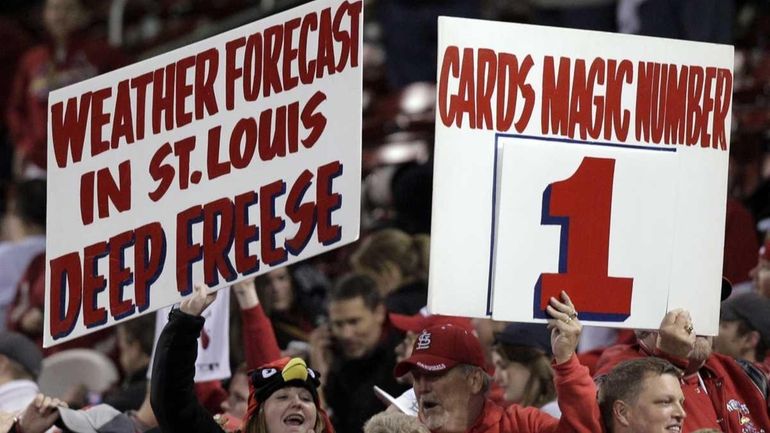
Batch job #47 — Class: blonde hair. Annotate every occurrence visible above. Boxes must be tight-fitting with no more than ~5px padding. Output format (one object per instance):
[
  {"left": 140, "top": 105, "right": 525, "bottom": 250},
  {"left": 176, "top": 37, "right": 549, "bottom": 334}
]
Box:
[
  {"left": 351, "top": 229, "right": 430, "bottom": 282},
  {"left": 363, "top": 412, "right": 429, "bottom": 433}
]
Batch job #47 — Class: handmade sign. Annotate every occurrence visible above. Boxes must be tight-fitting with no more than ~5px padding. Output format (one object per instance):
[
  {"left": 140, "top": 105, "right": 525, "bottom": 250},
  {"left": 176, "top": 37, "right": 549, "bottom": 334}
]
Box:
[
  {"left": 428, "top": 18, "right": 732, "bottom": 334},
  {"left": 44, "top": 0, "right": 363, "bottom": 347}
]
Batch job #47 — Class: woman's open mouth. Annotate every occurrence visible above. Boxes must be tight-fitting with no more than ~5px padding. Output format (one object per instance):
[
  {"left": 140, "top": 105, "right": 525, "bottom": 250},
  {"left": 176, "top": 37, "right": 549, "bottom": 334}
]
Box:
[{"left": 284, "top": 414, "right": 306, "bottom": 426}]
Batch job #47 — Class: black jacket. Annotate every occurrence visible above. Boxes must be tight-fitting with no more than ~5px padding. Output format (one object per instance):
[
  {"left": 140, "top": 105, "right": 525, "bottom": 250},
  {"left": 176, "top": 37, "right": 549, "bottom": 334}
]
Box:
[
  {"left": 384, "top": 280, "right": 428, "bottom": 316},
  {"left": 150, "top": 308, "right": 224, "bottom": 433},
  {"left": 103, "top": 366, "right": 149, "bottom": 412},
  {"left": 323, "top": 327, "right": 409, "bottom": 433}
]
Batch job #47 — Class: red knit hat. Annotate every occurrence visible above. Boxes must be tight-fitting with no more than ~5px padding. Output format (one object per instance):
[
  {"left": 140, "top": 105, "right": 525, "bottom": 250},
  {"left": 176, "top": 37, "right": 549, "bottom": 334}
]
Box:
[
  {"left": 394, "top": 324, "right": 488, "bottom": 378},
  {"left": 245, "top": 357, "right": 334, "bottom": 433}
]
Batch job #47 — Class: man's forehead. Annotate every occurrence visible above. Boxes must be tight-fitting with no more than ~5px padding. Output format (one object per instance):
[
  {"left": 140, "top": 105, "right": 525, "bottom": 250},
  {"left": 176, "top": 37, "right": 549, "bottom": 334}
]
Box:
[
  {"left": 638, "top": 372, "right": 682, "bottom": 396},
  {"left": 329, "top": 297, "right": 375, "bottom": 318}
]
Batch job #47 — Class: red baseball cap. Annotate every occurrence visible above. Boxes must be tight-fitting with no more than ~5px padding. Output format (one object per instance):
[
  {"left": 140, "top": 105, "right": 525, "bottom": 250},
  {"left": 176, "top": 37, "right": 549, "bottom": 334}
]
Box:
[
  {"left": 394, "top": 324, "right": 487, "bottom": 378},
  {"left": 389, "top": 311, "right": 474, "bottom": 333}
]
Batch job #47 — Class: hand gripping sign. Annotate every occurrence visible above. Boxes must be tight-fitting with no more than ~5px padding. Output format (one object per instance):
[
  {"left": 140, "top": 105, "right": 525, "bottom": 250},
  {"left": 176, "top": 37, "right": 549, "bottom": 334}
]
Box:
[
  {"left": 44, "top": 0, "right": 363, "bottom": 347},
  {"left": 148, "top": 289, "right": 231, "bottom": 383},
  {"left": 428, "top": 18, "right": 732, "bottom": 335}
]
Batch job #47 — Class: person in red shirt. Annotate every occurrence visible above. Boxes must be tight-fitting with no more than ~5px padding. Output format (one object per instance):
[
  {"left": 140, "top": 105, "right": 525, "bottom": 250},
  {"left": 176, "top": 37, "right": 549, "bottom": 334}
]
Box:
[
  {"left": 722, "top": 198, "right": 760, "bottom": 286},
  {"left": 393, "top": 292, "right": 601, "bottom": 433},
  {"left": 598, "top": 358, "right": 685, "bottom": 433},
  {"left": 6, "top": 0, "right": 127, "bottom": 175},
  {"left": 595, "top": 308, "right": 770, "bottom": 433}
]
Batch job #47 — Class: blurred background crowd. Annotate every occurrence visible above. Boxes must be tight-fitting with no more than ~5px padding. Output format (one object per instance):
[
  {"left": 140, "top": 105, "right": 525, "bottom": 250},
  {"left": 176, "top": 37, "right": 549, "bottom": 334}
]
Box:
[{"left": 0, "top": 0, "right": 769, "bottom": 432}]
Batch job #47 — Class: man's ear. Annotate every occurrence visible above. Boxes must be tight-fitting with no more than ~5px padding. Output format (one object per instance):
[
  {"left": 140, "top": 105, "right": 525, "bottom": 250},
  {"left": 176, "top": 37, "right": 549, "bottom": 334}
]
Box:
[
  {"left": 467, "top": 368, "right": 485, "bottom": 394},
  {"left": 745, "top": 330, "right": 761, "bottom": 352},
  {"left": 613, "top": 400, "right": 632, "bottom": 428},
  {"left": 374, "top": 303, "right": 386, "bottom": 325}
]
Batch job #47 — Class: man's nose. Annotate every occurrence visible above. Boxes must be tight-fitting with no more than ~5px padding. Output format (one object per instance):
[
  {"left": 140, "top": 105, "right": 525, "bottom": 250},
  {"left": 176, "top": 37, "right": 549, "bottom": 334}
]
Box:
[
  {"left": 339, "top": 324, "right": 356, "bottom": 340},
  {"left": 413, "top": 375, "right": 431, "bottom": 393},
  {"left": 672, "top": 401, "right": 686, "bottom": 421}
]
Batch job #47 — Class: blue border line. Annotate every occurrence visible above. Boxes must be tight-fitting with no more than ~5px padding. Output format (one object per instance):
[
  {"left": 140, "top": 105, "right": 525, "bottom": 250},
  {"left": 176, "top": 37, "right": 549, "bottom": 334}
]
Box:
[
  {"left": 483, "top": 133, "right": 675, "bottom": 315},
  {"left": 496, "top": 133, "right": 678, "bottom": 153},
  {"left": 486, "top": 136, "right": 500, "bottom": 315}
]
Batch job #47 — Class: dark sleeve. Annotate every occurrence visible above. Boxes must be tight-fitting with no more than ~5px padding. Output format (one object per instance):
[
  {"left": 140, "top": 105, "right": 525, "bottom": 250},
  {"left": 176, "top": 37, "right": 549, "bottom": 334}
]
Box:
[
  {"left": 322, "top": 369, "right": 347, "bottom": 433},
  {"left": 150, "top": 308, "right": 224, "bottom": 433}
]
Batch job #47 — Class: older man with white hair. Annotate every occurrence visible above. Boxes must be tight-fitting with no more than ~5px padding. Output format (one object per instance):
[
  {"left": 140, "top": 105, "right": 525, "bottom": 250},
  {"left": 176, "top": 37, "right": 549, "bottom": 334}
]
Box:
[{"left": 393, "top": 292, "right": 600, "bottom": 433}]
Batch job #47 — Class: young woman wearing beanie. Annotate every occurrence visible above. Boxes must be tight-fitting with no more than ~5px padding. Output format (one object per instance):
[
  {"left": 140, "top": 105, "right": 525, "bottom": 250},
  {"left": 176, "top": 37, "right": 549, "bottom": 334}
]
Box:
[{"left": 151, "top": 283, "right": 333, "bottom": 433}]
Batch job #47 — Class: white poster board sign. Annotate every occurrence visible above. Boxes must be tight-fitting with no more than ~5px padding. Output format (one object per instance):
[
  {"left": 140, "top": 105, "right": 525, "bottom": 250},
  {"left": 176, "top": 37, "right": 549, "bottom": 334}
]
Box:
[
  {"left": 150, "top": 289, "right": 231, "bottom": 382},
  {"left": 428, "top": 18, "right": 732, "bottom": 335},
  {"left": 44, "top": 0, "right": 363, "bottom": 347}
]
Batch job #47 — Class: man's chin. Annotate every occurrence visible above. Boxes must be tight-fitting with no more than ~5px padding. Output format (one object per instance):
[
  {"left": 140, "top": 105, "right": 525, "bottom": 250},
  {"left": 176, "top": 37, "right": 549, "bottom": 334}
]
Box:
[
  {"left": 343, "top": 345, "right": 367, "bottom": 359},
  {"left": 419, "top": 412, "right": 445, "bottom": 431}
]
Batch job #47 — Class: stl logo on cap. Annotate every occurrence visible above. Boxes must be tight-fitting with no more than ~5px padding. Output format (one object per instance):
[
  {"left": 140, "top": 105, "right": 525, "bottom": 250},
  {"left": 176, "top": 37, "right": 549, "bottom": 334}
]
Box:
[{"left": 416, "top": 330, "right": 432, "bottom": 351}]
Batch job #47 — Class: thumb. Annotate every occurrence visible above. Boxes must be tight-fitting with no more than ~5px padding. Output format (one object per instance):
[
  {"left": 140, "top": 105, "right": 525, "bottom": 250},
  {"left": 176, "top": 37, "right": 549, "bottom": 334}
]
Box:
[{"left": 195, "top": 283, "right": 217, "bottom": 305}]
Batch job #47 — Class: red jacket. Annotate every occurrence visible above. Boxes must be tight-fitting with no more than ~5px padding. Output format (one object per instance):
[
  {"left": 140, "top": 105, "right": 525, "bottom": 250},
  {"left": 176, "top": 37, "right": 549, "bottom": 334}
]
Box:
[
  {"left": 723, "top": 198, "right": 759, "bottom": 285},
  {"left": 596, "top": 343, "right": 770, "bottom": 433},
  {"left": 465, "top": 355, "right": 601, "bottom": 433},
  {"left": 240, "top": 303, "right": 282, "bottom": 368},
  {"left": 7, "top": 38, "right": 127, "bottom": 170}
]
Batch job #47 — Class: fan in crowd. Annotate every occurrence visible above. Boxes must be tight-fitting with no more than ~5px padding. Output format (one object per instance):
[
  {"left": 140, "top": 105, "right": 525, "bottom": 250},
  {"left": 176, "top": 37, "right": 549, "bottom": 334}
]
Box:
[
  {"left": 492, "top": 323, "right": 560, "bottom": 417},
  {"left": 351, "top": 229, "right": 430, "bottom": 316},
  {"left": 151, "top": 284, "right": 333, "bottom": 433}
]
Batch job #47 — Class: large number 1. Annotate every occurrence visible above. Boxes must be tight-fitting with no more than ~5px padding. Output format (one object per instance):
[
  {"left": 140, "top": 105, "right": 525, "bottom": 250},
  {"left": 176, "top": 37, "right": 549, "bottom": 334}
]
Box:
[{"left": 534, "top": 157, "right": 633, "bottom": 321}]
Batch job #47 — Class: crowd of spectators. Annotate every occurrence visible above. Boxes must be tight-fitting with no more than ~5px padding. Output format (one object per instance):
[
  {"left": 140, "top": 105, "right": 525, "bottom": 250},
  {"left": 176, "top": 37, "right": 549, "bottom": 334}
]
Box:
[{"left": 1, "top": 0, "right": 770, "bottom": 433}]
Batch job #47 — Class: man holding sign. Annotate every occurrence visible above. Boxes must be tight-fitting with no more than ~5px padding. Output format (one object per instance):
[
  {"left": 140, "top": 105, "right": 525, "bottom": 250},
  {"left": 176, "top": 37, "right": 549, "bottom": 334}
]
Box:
[
  {"left": 595, "top": 306, "right": 770, "bottom": 433},
  {"left": 393, "top": 292, "right": 601, "bottom": 433}
]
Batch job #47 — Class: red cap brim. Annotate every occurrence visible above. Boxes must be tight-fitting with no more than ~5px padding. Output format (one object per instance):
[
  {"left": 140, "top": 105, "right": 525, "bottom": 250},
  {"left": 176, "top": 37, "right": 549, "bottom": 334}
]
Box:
[
  {"left": 389, "top": 313, "right": 426, "bottom": 332},
  {"left": 394, "top": 353, "right": 459, "bottom": 378}
]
